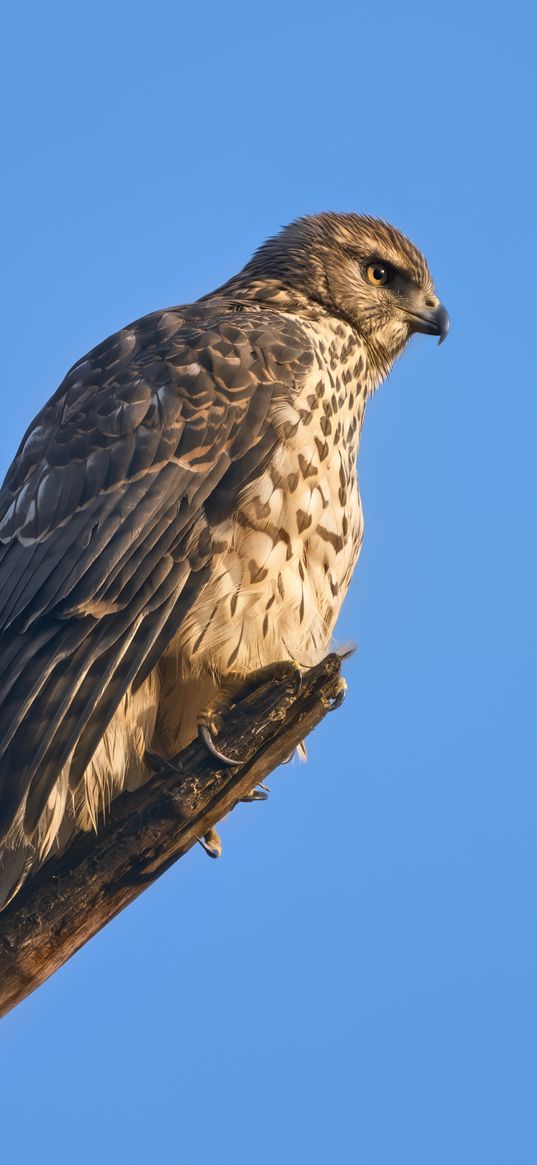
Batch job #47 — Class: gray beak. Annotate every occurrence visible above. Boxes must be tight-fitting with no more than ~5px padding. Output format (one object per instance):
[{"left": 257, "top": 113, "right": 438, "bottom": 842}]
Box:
[{"left": 406, "top": 303, "right": 450, "bottom": 345}]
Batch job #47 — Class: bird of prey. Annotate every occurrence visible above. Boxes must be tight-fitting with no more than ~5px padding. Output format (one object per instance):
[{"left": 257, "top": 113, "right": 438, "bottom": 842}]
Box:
[{"left": 0, "top": 213, "right": 449, "bottom": 907}]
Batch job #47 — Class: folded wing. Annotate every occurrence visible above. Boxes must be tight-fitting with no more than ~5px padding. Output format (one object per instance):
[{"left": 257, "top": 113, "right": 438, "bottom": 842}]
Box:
[{"left": 0, "top": 302, "right": 313, "bottom": 840}]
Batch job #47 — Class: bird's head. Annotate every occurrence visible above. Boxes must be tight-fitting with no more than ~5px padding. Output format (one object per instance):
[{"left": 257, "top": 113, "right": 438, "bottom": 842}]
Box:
[{"left": 240, "top": 212, "right": 449, "bottom": 371}]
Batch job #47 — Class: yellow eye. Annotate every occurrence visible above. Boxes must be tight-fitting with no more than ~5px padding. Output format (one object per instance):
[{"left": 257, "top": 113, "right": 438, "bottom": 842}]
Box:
[{"left": 366, "top": 263, "right": 391, "bottom": 286}]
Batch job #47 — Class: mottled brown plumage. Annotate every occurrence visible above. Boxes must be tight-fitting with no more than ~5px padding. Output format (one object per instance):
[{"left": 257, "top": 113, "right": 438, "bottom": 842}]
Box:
[{"left": 0, "top": 213, "right": 448, "bottom": 906}]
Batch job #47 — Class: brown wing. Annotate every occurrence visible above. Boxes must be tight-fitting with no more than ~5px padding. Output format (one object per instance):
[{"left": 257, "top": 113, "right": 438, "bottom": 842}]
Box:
[{"left": 0, "top": 300, "right": 314, "bottom": 839}]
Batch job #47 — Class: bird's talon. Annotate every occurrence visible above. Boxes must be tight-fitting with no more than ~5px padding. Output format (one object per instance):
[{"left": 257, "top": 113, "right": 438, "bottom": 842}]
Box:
[
  {"left": 328, "top": 677, "right": 348, "bottom": 710},
  {"left": 197, "top": 828, "right": 222, "bottom": 858},
  {"left": 198, "top": 724, "right": 238, "bottom": 766},
  {"left": 282, "top": 740, "right": 307, "bottom": 764},
  {"left": 240, "top": 787, "right": 269, "bottom": 802}
]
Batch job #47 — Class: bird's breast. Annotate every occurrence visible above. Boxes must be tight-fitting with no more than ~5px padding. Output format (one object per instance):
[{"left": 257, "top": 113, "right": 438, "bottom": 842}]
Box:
[{"left": 175, "top": 317, "right": 367, "bottom": 678}]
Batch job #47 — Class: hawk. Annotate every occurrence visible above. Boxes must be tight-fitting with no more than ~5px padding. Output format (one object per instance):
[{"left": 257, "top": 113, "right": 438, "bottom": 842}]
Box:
[{"left": 0, "top": 213, "right": 449, "bottom": 907}]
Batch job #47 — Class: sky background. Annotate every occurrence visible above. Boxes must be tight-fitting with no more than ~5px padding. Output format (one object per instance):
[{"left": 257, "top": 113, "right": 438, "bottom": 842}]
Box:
[{"left": 1, "top": 2, "right": 536, "bottom": 1162}]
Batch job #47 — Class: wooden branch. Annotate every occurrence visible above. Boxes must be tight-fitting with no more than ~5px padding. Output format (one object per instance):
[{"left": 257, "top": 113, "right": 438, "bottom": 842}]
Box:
[{"left": 0, "top": 654, "right": 344, "bottom": 1019}]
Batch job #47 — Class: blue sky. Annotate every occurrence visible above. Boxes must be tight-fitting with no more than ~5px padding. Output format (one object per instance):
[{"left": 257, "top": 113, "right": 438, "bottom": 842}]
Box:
[{"left": 1, "top": 2, "right": 535, "bottom": 1162}]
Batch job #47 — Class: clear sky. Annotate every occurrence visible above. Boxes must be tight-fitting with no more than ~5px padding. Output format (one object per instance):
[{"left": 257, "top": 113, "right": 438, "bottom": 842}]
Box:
[{"left": 1, "top": 2, "right": 535, "bottom": 1162}]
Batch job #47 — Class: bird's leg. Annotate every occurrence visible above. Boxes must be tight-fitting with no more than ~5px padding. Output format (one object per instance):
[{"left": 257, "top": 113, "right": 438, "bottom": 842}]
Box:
[{"left": 198, "top": 661, "right": 302, "bottom": 767}]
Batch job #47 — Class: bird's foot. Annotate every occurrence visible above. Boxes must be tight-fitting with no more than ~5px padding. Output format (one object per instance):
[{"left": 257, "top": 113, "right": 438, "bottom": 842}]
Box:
[
  {"left": 325, "top": 675, "right": 348, "bottom": 711},
  {"left": 197, "top": 827, "right": 222, "bottom": 858},
  {"left": 240, "top": 782, "right": 271, "bottom": 803},
  {"left": 197, "top": 661, "right": 303, "bottom": 767},
  {"left": 198, "top": 716, "right": 237, "bottom": 766}
]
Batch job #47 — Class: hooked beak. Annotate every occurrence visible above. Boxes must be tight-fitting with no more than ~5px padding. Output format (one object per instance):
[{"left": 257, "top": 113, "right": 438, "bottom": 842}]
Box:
[{"left": 404, "top": 302, "right": 450, "bottom": 345}]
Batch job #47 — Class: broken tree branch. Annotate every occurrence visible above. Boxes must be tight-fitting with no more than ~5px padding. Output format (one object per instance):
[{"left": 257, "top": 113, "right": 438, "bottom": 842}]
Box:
[{"left": 0, "top": 653, "right": 344, "bottom": 1019}]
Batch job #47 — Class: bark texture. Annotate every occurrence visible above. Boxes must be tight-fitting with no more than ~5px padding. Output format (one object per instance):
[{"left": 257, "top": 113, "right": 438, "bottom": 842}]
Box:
[{"left": 0, "top": 654, "right": 344, "bottom": 1019}]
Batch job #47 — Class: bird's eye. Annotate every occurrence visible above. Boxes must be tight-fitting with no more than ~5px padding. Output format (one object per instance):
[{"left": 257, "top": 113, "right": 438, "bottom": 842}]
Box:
[{"left": 366, "top": 263, "right": 391, "bottom": 287}]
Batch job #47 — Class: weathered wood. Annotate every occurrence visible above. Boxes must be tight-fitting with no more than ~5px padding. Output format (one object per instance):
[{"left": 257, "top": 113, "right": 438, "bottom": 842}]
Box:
[{"left": 0, "top": 654, "right": 344, "bottom": 1019}]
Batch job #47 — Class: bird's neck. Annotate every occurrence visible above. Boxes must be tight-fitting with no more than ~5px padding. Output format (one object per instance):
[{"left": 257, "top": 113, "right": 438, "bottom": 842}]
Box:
[
  {"left": 362, "top": 331, "right": 410, "bottom": 393},
  {"left": 201, "top": 275, "right": 319, "bottom": 316},
  {"left": 202, "top": 277, "right": 402, "bottom": 400}
]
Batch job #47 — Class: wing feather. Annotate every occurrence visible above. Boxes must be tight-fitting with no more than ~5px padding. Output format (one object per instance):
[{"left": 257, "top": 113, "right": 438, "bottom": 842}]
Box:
[{"left": 0, "top": 299, "right": 314, "bottom": 840}]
